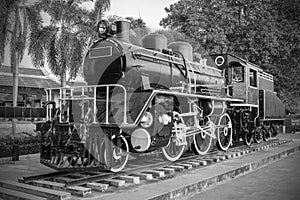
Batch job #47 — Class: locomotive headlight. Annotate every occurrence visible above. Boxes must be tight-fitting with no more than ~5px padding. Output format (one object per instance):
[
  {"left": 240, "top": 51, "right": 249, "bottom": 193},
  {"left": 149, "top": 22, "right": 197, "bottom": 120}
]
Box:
[
  {"left": 97, "top": 20, "right": 109, "bottom": 36},
  {"left": 140, "top": 112, "right": 153, "bottom": 128},
  {"left": 98, "top": 25, "right": 106, "bottom": 34},
  {"left": 110, "top": 22, "right": 117, "bottom": 34}
]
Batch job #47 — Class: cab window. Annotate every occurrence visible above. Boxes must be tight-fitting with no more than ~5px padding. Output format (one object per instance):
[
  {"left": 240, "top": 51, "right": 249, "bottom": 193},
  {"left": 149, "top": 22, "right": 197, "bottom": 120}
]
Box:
[
  {"left": 249, "top": 68, "right": 257, "bottom": 87},
  {"left": 232, "top": 66, "right": 244, "bottom": 83}
]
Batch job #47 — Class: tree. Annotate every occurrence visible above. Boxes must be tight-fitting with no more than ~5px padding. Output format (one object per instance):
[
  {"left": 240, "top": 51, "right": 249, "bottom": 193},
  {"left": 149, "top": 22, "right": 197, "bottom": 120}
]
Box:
[
  {"left": 160, "top": 0, "right": 300, "bottom": 113},
  {"left": 125, "top": 16, "right": 146, "bottom": 29},
  {"left": 125, "top": 17, "right": 151, "bottom": 46},
  {"left": 271, "top": 0, "right": 300, "bottom": 113},
  {"left": 0, "top": 0, "right": 42, "bottom": 160},
  {"left": 29, "top": 0, "right": 110, "bottom": 87}
]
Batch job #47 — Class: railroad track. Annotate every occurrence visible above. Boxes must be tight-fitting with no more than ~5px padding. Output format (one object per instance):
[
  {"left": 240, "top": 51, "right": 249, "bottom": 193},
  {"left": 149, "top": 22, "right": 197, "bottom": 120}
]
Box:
[{"left": 0, "top": 138, "right": 291, "bottom": 200}]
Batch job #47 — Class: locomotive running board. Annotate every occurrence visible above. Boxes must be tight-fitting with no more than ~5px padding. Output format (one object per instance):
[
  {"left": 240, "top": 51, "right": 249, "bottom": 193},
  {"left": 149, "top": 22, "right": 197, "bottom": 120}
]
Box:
[{"left": 153, "top": 89, "right": 243, "bottom": 102}]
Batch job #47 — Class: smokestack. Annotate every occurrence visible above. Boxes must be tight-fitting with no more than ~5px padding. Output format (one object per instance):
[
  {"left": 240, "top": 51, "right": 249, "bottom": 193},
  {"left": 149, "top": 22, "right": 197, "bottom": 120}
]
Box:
[{"left": 115, "top": 19, "right": 131, "bottom": 43}]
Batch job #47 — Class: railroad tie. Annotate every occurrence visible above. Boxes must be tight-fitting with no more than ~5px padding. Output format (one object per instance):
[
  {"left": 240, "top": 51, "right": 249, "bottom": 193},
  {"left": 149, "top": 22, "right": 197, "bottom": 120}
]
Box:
[
  {"left": 216, "top": 155, "right": 226, "bottom": 161},
  {"left": 201, "top": 158, "right": 214, "bottom": 164},
  {"left": 0, "top": 180, "right": 71, "bottom": 200},
  {"left": 129, "top": 173, "right": 153, "bottom": 180},
  {"left": 0, "top": 187, "right": 47, "bottom": 200},
  {"left": 185, "top": 161, "right": 200, "bottom": 167},
  {"left": 65, "top": 186, "right": 92, "bottom": 198},
  {"left": 31, "top": 180, "right": 92, "bottom": 198},
  {"left": 86, "top": 182, "right": 109, "bottom": 192},
  {"left": 155, "top": 167, "right": 175, "bottom": 175},
  {"left": 117, "top": 175, "right": 140, "bottom": 184},
  {"left": 100, "top": 179, "right": 126, "bottom": 187},
  {"left": 176, "top": 163, "right": 193, "bottom": 169},
  {"left": 141, "top": 170, "right": 165, "bottom": 178},
  {"left": 196, "top": 160, "right": 208, "bottom": 166},
  {"left": 168, "top": 165, "right": 185, "bottom": 171}
]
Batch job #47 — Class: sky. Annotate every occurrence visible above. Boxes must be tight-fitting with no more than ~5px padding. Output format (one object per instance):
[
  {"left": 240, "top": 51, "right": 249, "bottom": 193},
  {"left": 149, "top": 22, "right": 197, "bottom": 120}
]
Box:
[
  {"left": 84, "top": 0, "right": 179, "bottom": 29},
  {"left": 3, "top": 0, "right": 179, "bottom": 69}
]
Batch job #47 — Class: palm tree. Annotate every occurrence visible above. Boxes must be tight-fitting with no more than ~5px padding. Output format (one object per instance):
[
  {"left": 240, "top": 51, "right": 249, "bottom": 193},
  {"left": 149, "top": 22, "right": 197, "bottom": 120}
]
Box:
[
  {"left": 29, "top": 0, "right": 110, "bottom": 87},
  {"left": 0, "top": 0, "right": 42, "bottom": 160}
]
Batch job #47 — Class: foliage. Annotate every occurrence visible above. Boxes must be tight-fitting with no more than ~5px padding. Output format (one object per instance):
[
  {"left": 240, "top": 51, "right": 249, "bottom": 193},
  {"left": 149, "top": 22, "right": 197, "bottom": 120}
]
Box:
[
  {"left": 0, "top": 135, "right": 40, "bottom": 158},
  {"left": 125, "top": 16, "right": 146, "bottom": 29},
  {"left": 0, "top": 0, "right": 42, "bottom": 76},
  {"left": 28, "top": 0, "right": 110, "bottom": 86},
  {"left": 160, "top": 0, "right": 300, "bottom": 113},
  {"left": 0, "top": 0, "right": 42, "bottom": 156}
]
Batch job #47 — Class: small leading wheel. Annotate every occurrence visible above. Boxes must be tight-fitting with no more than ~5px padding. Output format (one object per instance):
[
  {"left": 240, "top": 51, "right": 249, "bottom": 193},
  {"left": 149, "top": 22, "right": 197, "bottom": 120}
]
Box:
[
  {"left": 104, "top": 135, "right": 129, "bottom": 172},
  {"left": 243, "top": 129, "right": 252, "bottom": 146},
  {"left": 262, "top": 127, "right": 271, "bottom": 141},
  {"left": 270, "top": 124, "right": 279, "bottom": 137},
  {"left": 192, "top": 117, "right": 213, "bottom": 155},
  {"left": 243, "top": 124, "right": 254, "bottom": 146},
  {"left": 253, "top": 127, "right": 263, "bottom": 143},
  {"left": 217, "top": 113, "right": 233, "bottom": 151},
  {"left": 161, "top": 112, "right": 186, "bottom": 162}
]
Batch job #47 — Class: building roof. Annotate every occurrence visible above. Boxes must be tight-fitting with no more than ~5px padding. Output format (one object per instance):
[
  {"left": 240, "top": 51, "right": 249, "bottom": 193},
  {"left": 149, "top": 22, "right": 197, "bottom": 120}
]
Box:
[{"left": 0, "top": 65, "right": 60, "bottom": 89}]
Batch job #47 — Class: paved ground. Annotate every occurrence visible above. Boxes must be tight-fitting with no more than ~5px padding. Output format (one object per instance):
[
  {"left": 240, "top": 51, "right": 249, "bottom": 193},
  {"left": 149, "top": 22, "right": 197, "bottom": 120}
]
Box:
[
  {"left": 188, "top": 150, "right": 300, "bottom": 200},
  {"left": 0, "top": 133, "right": 299, "bottom": 200},
  {"left": 0, "top": 154, "right": 55, "bottom": 181}
]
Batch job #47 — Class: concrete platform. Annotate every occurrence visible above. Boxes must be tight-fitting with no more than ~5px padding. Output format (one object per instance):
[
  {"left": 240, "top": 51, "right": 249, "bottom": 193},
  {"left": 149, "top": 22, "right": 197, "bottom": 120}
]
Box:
[
  {"left": 0, "top": 133, "right": 300, "bottom": 200},
  {"left": 82, "top": 134, "right": 300, "bottom": 200}
]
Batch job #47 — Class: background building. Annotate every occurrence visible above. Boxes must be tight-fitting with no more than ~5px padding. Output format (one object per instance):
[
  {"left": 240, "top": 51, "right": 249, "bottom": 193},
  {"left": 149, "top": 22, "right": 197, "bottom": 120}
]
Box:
[{"left": 0, "top": 65, "right": 60, "bottom": 107}]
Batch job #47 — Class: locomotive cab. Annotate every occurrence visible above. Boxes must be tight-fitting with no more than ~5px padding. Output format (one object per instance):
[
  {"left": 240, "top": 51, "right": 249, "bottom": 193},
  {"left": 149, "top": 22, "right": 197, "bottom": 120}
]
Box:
[{"left": 207, "top": 54, "right": 285, "bottom": 144}]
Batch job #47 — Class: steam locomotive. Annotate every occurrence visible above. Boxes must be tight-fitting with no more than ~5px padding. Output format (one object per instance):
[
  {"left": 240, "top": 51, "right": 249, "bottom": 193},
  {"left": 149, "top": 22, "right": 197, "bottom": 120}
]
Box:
[{"left": 37, "top": 20, "right": 285, "bottom": 172}]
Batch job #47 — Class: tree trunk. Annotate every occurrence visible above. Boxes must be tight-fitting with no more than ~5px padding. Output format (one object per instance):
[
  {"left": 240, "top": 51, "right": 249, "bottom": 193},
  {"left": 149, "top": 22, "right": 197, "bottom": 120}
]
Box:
[
  {"left": 61, "top": 66, "right": 66, "bottom": 87},
  {"left": 12, "top": 56, "right": 19, "bottom": 161}
]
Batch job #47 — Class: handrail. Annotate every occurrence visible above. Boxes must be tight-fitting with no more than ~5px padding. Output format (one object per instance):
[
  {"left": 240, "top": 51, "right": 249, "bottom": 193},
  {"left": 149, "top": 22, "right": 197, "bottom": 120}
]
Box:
[{"left": 44, "top": 84, "right": 127, "bottom": 124}]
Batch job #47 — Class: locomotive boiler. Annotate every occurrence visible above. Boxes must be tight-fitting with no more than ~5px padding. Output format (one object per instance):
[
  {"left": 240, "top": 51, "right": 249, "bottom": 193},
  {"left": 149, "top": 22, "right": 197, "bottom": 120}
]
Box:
[{"left": 37, "top": 19, "right": 285, "bottom": 172}]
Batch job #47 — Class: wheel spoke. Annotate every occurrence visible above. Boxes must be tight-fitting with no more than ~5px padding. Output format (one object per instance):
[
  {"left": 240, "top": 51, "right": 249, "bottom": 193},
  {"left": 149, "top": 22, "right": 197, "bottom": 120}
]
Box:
[
  {"left": 104, "top": 135, "right": 129, "bottom": 172},
  {"left": 161, "top": 111, "right": 186, "bottom": 162},
  {"left": 217, "top": 113, "right": 233, "bottom": 151},
  {"left": 192, "top": 117, "right": 213, "bottom": 155}
]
